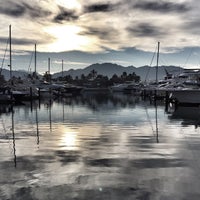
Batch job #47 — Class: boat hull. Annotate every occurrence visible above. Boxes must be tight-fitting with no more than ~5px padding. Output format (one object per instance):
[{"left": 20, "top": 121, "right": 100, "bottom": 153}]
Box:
[{"left": 169, "top": 89, "right": 200, "bottom": 104}]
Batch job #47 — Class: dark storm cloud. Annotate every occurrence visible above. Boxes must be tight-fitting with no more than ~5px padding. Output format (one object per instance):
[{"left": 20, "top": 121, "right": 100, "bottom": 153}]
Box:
[
  {"left": 0, "top": 0, "right": 51, "bottom": 18},
  {"left": 134, "top": 1, "right": 190, "bottom": 13},
  {"left": 177, "top": 18, "right": 200, "bottom": 38},
  {"left": 53, "top": 6, "right": 79, "bottom": 23},
  {"left": 127, "top": 23, "right": 165, "bottom": 37},
  {"left": 84, "top": 3, "right": 114, "bottom": 13},
  {"left": 0, "top": 36, "right": 49, "bottom": 46},
  {"left": 182, "top": 19, "right": 200, "bottom": 33},
  {"left": 0, "top": 1, "right": 25, "bottom": 17},
  {"left": 21, "top": 2, "right": 52, "bottom": 18},
  {"left": 80, "top": 26, "right": 119, "bottom": 41}
]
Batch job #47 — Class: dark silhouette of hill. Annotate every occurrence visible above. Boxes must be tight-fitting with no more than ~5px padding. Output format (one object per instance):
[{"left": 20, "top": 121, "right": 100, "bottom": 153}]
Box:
[
  {"left": 52, "top": 63, "right": 183, "bottom": 81},
  {"left": 1, "top": 69, "right": 29, "bottom": 81},
  {"left": 0, "top": 62, "right": 184, "bottom": 81}
]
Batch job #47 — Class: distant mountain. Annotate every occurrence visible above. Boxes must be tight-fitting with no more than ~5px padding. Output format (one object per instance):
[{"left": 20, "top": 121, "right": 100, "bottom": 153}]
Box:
[
  {"left": 52, "top": 62, "right": 184, "bottom": 81},
  {"left": 1, "top": 69, "right": 29, "bottom": 80},
  {"left": 0, "top": 62, "right": 184, "bottom": 81}
]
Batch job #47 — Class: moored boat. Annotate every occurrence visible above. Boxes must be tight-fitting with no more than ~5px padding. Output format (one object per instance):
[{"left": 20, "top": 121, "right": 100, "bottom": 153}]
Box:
[
  {"left": 169, "top": 88, "right": 200, "bottom": 104},
  {"left": 0, "top": 87, "right": 13, "bottom": 104},
  {"left": 82, "top": 87, "right": 110, "bottom": 94}
]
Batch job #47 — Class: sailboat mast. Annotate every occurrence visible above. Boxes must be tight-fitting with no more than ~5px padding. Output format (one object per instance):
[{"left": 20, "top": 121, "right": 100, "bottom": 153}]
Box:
[
  {"left": 48, "top": 57, "right": 50, "bottom": 74},
  {"left": 9, "top": 25, "right": 12, "bottom": 79},
  {"left": 48, "top": 57, "right": 51, "bottom": 83},
  {"left": 156, "top": 41, "right": 160, "bottom": 84},
  {"left": 62, "top": 59, "right": 64, "bottom": 78},
  {"left": 34, "top": 44, "right": 37, "bottom": 74}
]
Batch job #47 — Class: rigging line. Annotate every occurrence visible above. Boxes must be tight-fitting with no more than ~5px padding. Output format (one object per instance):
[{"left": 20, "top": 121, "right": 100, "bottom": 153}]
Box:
[
  {"left": 183, "top": 48, "right": 193, "bottom": 67},
  {"left": 144, "top": 45, "right": 157, "bottom": 82},
  {"left": 159, "top": 56, "right": 168, "bottom": 66},
  {"left": 0, "top": 38, "right": 9, "bottom": 73},
  {"left": 144, "top": 106, "right": 156, "bottom": 137},
  {"left": 28, "top": 47, "right": 35, "bottom": 73}
]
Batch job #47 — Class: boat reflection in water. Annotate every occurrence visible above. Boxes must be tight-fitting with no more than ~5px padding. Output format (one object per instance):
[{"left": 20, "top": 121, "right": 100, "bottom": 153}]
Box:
[
  {"left": 168, "top": 105, "right": 200, "bottom": 128},
  {"left": 1, "top": 94, "right": 200, "bottom": 199}
]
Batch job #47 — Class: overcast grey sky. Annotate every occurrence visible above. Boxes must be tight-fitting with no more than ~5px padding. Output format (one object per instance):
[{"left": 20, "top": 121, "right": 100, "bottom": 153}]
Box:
[{"left": 0, "top": 0, "right": 200, "bottom": 73}]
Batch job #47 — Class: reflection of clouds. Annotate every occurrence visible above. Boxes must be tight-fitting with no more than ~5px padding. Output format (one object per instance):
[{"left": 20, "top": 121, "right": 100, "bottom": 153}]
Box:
[{"left": 1, "top": 96, "right": 200, "bottom": 199}]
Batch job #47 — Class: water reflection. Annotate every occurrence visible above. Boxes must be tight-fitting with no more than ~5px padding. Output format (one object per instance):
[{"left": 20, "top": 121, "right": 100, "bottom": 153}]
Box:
[
  {"left": 57, "top": 93, "right": 140, "bottom": 111},
  {"left": 35, "top": 107, "right": 39, "bottom": 145},
  {"left": 168, "top": 105, "right": 200, "bottom": 128},
  {"left": 61, "top": 128, "right": 78, "bottom": 151},
  {"left": 0, "top": 94, "right": 200, "bottom": 199},
  {"left": 11, "top": 107, "right": 17, "bottom": 168}
]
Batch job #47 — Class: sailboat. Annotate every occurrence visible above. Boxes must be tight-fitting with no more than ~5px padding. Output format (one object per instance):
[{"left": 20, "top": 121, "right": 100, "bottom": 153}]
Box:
[
  {"left": 0, "top": 25, "right": 14, "bottom": 104},
  {"left": 10, "top": 40, "right": 39, "bottom": 101},
  {"left": 166, "top": 69, "right": 200, "bottom": 104},
  {"left": 141, "top": 42, "right": 200, "bottom": 104},
  {"left": 141, "top": 42, "right": 168, "bottom": 100}
]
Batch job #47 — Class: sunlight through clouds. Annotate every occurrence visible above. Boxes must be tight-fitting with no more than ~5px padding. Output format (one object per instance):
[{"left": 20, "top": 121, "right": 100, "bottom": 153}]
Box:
[
  {"left": 42, "top": 25, "right": 100, "bottom": 52},
  {"left": 1, "top": 0, "right": 200, "bottom": 69},
  {"left": 0, "top": 0, "right": 197, "bottom": 53},
  {"left": 55, "top": 0, "right": 81, "bottom": 10}
]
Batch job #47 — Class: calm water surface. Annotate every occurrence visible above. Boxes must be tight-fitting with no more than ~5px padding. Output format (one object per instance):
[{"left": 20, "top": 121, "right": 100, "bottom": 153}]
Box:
[{"left": 1, "top": 93, "right": 200, "bottom": 200}]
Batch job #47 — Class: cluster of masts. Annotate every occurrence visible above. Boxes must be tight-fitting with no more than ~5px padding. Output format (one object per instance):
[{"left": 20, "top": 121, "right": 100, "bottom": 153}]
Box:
[{"left": 5, "top": 25, "right": 65, "bottom": 80}]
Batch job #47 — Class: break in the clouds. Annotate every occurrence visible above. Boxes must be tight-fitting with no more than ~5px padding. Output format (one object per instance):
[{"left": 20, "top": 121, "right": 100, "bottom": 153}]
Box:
[{"left": 1, "top": 0, "right": 200, "bottom": 71}]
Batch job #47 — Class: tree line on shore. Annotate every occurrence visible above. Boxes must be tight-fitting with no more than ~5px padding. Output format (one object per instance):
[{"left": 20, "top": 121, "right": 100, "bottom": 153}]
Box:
[
  {"left": 0, "top": 69, "right": 140, "bottom": 87},
  {"left": 45, "top": 69, "right": 141, "bottom": 87}
]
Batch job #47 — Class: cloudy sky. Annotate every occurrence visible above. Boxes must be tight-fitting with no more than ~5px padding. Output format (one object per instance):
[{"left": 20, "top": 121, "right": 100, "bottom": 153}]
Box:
[{"left": 0, "top": 0, "right": 200, "bottom": 73}]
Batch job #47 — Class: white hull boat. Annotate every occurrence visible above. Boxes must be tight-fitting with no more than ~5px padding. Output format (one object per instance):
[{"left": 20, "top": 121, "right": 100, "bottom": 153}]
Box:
[{"left": 169, "top": 88, "right": 200, "bottom": 104}]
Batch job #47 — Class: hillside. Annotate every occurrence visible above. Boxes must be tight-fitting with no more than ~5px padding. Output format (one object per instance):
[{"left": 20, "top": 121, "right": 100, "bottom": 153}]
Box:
[
  {"left": 1, "top": 69, "right": 29, "bottom": 81},
  {"left": 52, "top": 63, "right": 183, "bottom": 81},
  {"left": 0, "top": 63, "right": 184, "bottom": 81}
]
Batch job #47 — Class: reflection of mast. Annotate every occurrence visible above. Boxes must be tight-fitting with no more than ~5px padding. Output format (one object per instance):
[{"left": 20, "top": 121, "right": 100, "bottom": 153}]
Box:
[
  {"left": 11, "top": 106, "right": 17, "bottom": 167},
  {"left": 35, "top": 107, "right": 39, "bottom": 145},
  {"left": 62, "top": 101, "right": 65, "bottom": 122},
  {"left": 49, "top": 100, "right": 52, "bottom": 132},
  {"left": 145, "top": 102, "right": 159, "bottom": 143},
  {"left": 155, "top": 101, "right": 159, "bottom": 143}
]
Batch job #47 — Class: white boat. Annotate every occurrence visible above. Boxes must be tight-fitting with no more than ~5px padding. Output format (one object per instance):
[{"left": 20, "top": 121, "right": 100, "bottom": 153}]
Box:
[
  {"left": 159, "top": 69, "right": 200, "bottom": 104},
  {"left": 110, "top": 82, "right": 137, "bottom": 92},
  {"left": 169, "top": 88, "right": 200, "bottom": 104},
  {"left": 37, "top": 87, "right": 54, "bottom": 99},
  {"left": 143, "top": 67, "right": 200, "bottom": 102},
  {"left": 168, "top": 105, "right": 200, "bottom": 127},
  {"left": 111, "top": 83, "right": 128, "bottom": 92}
]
